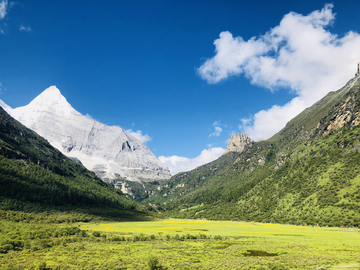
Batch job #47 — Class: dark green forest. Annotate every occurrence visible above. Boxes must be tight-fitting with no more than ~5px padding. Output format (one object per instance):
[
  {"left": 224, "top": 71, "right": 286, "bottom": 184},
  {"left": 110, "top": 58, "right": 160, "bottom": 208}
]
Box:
[{"left": 0, "top": 107, "right": 146, "bottom": 222}]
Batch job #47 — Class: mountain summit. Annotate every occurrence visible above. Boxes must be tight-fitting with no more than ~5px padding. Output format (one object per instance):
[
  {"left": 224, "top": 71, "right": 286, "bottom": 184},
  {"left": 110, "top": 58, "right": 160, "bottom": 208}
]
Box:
[
  {"left": 223, "top": 134, "right": 253, "bottom": 155},
  {"left": 25, "top": 85, "right": 74, "bottom": 114},
  {"left": 1, "top": 86, "right": 171, "bottom": 183},
  {"left": 10, "top": 86, "right": 79, "bottom": 125}
]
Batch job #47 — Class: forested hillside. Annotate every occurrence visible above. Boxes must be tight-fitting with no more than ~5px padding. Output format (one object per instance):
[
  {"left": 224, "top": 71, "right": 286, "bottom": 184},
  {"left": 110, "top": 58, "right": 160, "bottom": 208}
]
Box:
[
  {"left": 147, "top": 76, "right": 360, "bottom": 227},
  {"left": 0, "top": 107, "right": 144, "bottom": 221}
]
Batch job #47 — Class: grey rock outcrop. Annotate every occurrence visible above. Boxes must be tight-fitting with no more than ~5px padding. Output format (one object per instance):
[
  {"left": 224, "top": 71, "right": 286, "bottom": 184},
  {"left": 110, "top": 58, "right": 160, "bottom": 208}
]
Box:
[{"left": 223, "top": 134, "right": 253, "bottom": 155}]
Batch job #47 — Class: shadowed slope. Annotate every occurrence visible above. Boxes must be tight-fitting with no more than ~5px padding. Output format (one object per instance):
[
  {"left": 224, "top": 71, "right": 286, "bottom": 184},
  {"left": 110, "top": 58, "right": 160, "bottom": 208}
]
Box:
[{"left": 0, "top": 107, "right": 147, "bottom": 220}]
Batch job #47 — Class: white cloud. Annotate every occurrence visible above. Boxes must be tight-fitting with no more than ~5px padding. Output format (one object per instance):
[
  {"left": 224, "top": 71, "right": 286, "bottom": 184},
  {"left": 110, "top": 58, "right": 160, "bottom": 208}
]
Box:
[
  {"left": 209, "top": 121, "right": 223, "bottom": 137},
  {"left": 159, "top": 147, "right": 225, "bottom": 175},
  {"left": 213, "top": 120, "right": 220, "bottom": 126},
  {"left": 126, "top": 129, "right": 151, "bottom": 144},
  {"left": 0, "top": 0, "right": 8, "bottom": 20},
  {"left": 19, "top": 24, "right": 32, "bottom": 32},
  {"left": 198, "top": 4, "right": 360, "bottom": 140},
  {"left": 210, "top": 126, "right": 222, "bottom": 137}
]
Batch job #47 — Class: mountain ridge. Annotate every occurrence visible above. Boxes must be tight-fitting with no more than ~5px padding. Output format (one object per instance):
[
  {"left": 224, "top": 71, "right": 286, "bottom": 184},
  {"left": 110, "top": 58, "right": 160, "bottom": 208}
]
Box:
[
  {"left": 0, "top": 86, "right": 171, "bottom": 185},
  {"left": 0, "top": 105, "right": 146, "bottom": 220},
  {"left": 146, "top": 74, "right": 360, "bottom": 227}
]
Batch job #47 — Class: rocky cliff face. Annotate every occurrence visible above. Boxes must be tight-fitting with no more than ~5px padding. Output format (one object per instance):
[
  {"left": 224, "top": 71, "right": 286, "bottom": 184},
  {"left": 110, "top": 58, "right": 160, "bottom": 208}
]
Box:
[
  {"left": 223, "top": 134, "right": 253, "bottom": 155},
  {"left": 315, "top": 76, "right": 360, "bottom": 136},
  {"left": 1, "top": 86, "right": 171, "bottom": 183}
]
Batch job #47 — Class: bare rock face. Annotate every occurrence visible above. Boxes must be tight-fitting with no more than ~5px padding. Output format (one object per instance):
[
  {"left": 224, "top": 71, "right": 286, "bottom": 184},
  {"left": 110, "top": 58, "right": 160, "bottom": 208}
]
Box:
[
  {"left": 223, "top": 134, "right": 253, "bottom": 155},
  {"left": 1, "top": 86, "right": 171, "bottom": 183},
  {"left": 317, "top": 76, "right": 360, "bottom": 136}
]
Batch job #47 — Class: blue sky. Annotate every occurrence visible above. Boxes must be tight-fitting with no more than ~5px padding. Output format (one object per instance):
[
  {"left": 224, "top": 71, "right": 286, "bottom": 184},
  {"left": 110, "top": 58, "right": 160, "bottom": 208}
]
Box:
[{"left": 1, "top": 0, "right": 360, "bottom": 174}]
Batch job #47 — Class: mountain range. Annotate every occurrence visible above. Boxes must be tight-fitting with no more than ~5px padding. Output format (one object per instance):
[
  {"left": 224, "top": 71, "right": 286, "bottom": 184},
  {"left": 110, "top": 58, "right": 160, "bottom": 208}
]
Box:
[
  {"left": 146, "top": 74, "right": 360, "bottom": 227},
  {"left": 1, "top": 70, "right": 360, "bottom": 227},
  {"left": 0, "top": 105, "right": 145, "bottom": 220},
  {"left": 0, "top": 86, "right": 171, "bottom": 188}
]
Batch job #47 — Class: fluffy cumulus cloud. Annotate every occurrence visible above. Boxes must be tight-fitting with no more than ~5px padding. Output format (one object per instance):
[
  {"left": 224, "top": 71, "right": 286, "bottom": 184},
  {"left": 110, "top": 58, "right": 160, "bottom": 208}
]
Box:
[
  {"left": 198, "top": 4, "right": 360, "bottom": 140},
  {"left": 126, "top": 129, "right": 151, "bottom": 144},
  {"left": 0, "top": 0, "right": 8, "bottom": 20},
  {"left": 159, "top": 147, "right": 224, "bottom": 175}
]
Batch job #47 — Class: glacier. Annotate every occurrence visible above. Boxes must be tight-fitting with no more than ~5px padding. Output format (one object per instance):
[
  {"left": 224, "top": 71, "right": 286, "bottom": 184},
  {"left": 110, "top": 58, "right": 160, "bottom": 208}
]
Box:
[{"left": 1, "top": 86, "right": 171, "bottom": 182}]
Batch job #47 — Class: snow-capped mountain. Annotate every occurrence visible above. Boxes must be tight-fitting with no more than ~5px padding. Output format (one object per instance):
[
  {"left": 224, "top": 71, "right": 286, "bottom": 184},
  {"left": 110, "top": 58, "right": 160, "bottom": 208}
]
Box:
[{"left": 1, "top": 86, "right": 171, "bottom": 182}]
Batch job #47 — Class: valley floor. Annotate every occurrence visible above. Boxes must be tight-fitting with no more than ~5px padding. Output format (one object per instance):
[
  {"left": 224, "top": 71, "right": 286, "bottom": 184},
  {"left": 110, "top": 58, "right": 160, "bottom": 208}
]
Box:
[{"left": 1, "top": 219, "right": 360, "bottom": 269}]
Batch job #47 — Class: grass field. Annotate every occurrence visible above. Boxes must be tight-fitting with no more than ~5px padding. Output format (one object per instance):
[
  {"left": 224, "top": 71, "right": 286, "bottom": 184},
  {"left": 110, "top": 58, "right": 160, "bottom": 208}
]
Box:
[
  {"left": 1, "top": 219, "right": 360, "bottom": 269},
  {"left": 80, "top": 219, "right": 360, "bottom": 269}
]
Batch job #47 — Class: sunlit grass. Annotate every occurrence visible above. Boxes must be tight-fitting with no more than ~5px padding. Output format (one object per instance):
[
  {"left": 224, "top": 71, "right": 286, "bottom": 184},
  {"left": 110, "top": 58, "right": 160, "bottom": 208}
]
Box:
[
  {"left": 79, "top": 219, "right": 360, "bottom": 269},
  {"left": 82, "top": 218, "right": 359, "bottom": 240},
  {"left": 1, "top": 219, "right": 360, "bottom": 269}
]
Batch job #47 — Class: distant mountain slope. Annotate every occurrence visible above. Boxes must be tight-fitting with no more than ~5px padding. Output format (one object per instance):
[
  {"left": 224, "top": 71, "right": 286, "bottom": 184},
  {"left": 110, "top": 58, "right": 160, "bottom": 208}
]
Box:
[
  {"left": 148, "top": 75, "right": 360, "bottom": 227},
  {"left": 0, "top": 106, "right": 142, "bottom": 218},
  {"left": 1, "top": 86, "right": 171, "bottom": 183}
]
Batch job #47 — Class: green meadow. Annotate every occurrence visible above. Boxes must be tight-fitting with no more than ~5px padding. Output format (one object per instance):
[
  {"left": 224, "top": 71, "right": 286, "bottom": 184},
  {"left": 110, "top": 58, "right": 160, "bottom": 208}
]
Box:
[{"left": 1, "top": 218, "right": 360, "bottom": 269}]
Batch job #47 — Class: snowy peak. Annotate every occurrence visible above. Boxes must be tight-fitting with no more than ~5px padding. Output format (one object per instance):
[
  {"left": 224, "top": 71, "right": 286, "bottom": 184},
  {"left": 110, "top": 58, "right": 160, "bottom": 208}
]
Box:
[
  {"left": 11, "top": 86, "right": 79, "bottom": 125},
  {"left": 5, "top": 86, "right": 171, "bottom": 183},
  {"left": 26, "top": 86, "right": 76, "bottom": 117},
  {"left": 31, "top": 85, "right": 64, "bottom": 105},
  {"left": 1, "top": 85, "right": 75, "bottom": 120},
  {"left": 40, "top": 85, "right": 61, "bottom": 95}
]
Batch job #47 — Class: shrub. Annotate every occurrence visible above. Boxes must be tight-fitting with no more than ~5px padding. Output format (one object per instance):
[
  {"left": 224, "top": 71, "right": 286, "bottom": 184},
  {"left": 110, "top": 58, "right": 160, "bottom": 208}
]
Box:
[
  {"left": 0, "top": 244, "right": 13, "bottom": 253},
  {"left": 111, "top": 236, "right": 125, "bottom": 242},
  {"left": 92, "top": 231, "right": 100, "bottom": 237},
  {"left": 148, "top": 257, "right": 167, "bottom": 270},
  {"left": 199, "top": 233, "right": 207, "bottom": 239},
  {"left": 133, "top": 235, "right": 140, "bottom": 242},
  {"left": 37, "top": 262, "right": 47, "bottom": 270}
]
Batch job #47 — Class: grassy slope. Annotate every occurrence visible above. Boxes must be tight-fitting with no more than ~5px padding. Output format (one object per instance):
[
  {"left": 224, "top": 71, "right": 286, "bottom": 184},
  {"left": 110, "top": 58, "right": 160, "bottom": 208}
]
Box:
[{"left": 145, "top": 77, "right": 360, "bottom": 226}]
